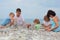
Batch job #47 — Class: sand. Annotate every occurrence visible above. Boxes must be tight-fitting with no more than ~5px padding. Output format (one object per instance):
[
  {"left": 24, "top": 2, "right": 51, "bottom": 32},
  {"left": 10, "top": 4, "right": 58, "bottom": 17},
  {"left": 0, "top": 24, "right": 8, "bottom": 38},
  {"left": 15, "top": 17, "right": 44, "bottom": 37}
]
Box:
[{"left": 0, "top": 26, "right": 60, "bottom": 40}]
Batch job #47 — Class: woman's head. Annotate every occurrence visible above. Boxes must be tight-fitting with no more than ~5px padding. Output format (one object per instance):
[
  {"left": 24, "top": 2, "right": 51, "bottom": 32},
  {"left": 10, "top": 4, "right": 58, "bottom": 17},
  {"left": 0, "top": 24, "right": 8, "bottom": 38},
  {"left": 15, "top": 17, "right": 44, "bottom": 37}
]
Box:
[
  {"left": 47, "top": 10, "right": 56, "bottom": 18},
  {"left": 33, "top": 19, "right": 40, "bottom": 24},
  {"left": 44, "top": 15, "right": 50, "bottom": 22}
]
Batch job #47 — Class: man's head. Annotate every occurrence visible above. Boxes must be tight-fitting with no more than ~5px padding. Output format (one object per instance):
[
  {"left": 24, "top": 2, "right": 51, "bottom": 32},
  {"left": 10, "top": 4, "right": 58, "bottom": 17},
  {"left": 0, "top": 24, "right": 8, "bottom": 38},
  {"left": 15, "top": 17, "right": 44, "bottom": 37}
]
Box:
[{"left": 16, "top": 8, "right": 21, "bottom": 17}]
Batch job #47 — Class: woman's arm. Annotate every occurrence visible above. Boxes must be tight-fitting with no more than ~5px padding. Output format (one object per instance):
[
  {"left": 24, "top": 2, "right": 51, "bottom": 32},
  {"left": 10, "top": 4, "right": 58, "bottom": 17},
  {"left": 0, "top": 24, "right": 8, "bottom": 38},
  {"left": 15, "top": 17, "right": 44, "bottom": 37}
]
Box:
[{"left": 49, "top": 17, "right": 59, "bottom": 31}]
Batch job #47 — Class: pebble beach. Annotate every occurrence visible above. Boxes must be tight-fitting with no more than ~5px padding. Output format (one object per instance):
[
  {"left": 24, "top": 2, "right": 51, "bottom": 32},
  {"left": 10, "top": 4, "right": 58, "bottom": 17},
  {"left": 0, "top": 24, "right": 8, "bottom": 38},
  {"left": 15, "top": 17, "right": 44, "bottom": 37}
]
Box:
[{"left": 0, "top": 26, "right": 60, "bottom": 40}]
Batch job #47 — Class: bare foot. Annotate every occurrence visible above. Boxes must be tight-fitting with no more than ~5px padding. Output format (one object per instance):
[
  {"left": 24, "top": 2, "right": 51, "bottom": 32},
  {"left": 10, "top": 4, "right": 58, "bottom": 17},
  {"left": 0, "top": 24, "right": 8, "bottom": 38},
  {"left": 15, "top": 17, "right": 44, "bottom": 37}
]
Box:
[{"left": 0, "top": 26, "right": 6, "bottom": 29}]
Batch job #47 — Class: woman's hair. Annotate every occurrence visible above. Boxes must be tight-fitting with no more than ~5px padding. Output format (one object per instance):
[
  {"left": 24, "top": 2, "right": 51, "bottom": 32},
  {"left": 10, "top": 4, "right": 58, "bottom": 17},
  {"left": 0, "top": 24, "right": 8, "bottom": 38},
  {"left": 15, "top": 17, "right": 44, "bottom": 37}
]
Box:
[
  {"left": 47, "top": 10, "right": 56, "bottom": 17},
  {"left": 33, "top": 19, "right": 40, "bottom": 24},
  {"left": 44, "top": 15, "right": 50, "bottom": 21}
]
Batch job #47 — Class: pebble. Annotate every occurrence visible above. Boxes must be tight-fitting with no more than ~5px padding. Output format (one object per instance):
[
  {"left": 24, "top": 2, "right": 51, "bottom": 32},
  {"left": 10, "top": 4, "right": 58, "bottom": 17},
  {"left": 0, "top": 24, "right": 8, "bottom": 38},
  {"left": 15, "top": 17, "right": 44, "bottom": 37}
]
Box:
[{"left": 0, "top": 26, "right": 60, "bottom": 40}]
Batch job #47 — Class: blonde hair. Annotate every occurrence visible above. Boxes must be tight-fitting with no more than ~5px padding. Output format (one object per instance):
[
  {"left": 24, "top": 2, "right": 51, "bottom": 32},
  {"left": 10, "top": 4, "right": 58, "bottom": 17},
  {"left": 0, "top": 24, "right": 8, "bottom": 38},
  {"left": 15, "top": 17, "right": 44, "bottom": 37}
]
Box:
[{"left": 9, "top": 12, "right": 15, "bottom": 16}]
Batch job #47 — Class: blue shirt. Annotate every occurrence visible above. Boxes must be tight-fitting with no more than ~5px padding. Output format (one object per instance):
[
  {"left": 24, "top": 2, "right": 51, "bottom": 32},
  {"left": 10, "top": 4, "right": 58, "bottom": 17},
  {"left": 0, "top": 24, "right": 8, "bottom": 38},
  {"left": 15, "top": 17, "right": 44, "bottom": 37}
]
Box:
[
  {"left": 51, "top": 20, "right": 60, "bottom": 32},
  {"left": 1, "top": 18, "right": 11, "bottom": 26}
]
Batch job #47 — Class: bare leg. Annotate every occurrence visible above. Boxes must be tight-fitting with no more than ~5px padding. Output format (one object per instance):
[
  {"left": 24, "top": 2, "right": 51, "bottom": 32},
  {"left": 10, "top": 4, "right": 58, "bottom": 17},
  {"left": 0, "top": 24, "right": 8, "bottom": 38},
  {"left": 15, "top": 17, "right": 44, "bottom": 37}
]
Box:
[
  {"left": 0, "top": 26, "right": 6, "bottom": 29},
  {"left": 43, "top": 26, "right": 50, "bottom": 31}
]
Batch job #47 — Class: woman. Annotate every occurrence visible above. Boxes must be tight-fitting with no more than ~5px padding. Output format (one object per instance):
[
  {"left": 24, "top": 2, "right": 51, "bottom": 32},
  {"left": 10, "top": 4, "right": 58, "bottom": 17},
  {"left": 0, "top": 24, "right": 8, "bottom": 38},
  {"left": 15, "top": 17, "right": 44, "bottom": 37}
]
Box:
[{"left": 47, "top": 10, "right": 60, "bottom": 32}]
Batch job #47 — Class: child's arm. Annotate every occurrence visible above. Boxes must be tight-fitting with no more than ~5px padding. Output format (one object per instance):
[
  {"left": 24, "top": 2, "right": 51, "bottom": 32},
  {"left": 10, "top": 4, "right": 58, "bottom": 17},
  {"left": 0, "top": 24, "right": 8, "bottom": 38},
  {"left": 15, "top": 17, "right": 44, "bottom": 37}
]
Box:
[
  {"left": 48, "top": 24, "right": 51, "bottom": 26},
  {"left": 42, "top": 24, "right": 47, "bottom": 27},
  {"left": 10, "top": 19, "right": 14, "bottom": 26}
]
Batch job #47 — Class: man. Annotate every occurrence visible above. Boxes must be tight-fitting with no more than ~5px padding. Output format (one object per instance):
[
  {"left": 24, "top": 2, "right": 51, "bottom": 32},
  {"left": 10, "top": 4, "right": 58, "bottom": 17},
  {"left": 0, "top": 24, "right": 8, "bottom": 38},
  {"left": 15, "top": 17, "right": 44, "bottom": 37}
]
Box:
[
  {"left": 15, "top": 8, "right": 24, "bottom": 26},
  {"left": 15, "top": 8, "right": 31, "bottom": 28}
]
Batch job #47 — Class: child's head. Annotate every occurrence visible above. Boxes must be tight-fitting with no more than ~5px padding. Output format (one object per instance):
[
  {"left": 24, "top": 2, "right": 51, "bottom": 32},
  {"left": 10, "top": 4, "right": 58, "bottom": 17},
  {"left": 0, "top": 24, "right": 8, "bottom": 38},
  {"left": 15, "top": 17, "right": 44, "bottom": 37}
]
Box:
[
  {"left": 9, "top": 12, "right": 15, "bottom": 19},
  {"left": 33, "top": 19, "right": 40, "bottom": 24},
  {"left": 16, "top": 8, "right": 21, "bottom": 17},
  {"left": 44, "top": 15, "right": 50, "bottom": 22}
]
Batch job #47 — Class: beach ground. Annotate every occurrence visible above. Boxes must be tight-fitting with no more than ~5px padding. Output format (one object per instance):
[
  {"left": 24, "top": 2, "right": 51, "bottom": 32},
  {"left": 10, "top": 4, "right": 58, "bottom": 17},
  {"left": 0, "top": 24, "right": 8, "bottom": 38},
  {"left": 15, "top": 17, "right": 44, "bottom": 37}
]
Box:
[{"left": 0, "top": 26, "right": 60, "bottom": 40}]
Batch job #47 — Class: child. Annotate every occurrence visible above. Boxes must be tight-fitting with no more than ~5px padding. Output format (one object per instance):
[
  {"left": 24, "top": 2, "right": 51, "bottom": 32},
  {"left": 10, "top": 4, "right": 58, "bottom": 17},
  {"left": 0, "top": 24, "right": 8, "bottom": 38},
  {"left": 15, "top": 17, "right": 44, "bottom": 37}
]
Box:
[
  {"left": 33, "top": 19, "right": 41, "bottom": 30},
  {"left": 43, "top": 15, "right": 51, "bottom": 31},
  {"left": 27, "top": 19, "right": 41, "bottom": 30},
  {"left": 0, "top": 12, "right": 15, "bottom": 28}
]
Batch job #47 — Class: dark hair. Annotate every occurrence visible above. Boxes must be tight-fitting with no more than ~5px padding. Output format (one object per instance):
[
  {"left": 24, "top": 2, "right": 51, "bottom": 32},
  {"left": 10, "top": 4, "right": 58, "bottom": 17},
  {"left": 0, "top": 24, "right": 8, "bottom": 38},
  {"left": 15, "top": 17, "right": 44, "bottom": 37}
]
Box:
[
  {"left": 47, "top": 10, "right": 56, "bottom": 17},
  {"left": 16, "top": 8, "right": 21, "bottom": 12}
]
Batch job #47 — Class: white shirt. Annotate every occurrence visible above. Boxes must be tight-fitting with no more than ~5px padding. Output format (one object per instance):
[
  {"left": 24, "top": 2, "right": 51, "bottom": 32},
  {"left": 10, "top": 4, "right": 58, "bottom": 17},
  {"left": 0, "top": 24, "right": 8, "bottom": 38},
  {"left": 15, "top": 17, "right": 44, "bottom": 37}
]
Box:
[
  {"left": 15, "top": 15, "right": 24, "bottom": 26},
  {"left": 43, "top": 21, "right": 50, "bottom": 26}
]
